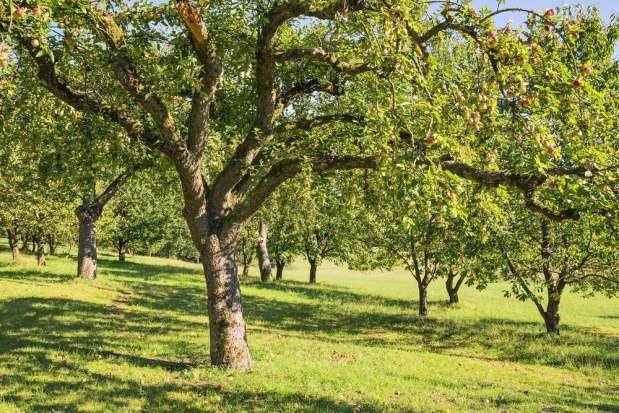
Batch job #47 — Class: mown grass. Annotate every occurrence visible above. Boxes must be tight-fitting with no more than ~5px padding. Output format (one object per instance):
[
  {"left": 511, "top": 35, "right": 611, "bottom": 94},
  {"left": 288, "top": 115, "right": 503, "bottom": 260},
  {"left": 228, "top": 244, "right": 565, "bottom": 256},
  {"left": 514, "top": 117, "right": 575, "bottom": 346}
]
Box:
[{"left": 0, "top": 247, "right": 617, "bottom": 412}]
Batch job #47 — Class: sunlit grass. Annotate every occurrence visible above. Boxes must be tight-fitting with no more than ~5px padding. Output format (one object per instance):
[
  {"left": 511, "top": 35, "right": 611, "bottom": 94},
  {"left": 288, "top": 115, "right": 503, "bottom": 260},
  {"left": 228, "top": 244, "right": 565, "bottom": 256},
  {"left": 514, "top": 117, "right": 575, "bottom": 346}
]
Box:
[{"left": 0, "top": 247, "right": 617, "bottom": 412}]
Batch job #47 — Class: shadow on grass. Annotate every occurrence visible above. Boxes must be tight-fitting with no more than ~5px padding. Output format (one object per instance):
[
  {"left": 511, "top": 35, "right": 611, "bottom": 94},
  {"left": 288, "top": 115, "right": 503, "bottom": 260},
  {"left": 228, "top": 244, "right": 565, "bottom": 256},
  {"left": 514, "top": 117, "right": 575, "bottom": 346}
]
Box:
[
  {"left": 0, "top": 258, "right": 617, "bottom": 411},
  {"left": 0, "top": 297, "right": 381, "bottom": 412},
  {"left": 121, "top": 277, "right": 619, "bottom": 371}
]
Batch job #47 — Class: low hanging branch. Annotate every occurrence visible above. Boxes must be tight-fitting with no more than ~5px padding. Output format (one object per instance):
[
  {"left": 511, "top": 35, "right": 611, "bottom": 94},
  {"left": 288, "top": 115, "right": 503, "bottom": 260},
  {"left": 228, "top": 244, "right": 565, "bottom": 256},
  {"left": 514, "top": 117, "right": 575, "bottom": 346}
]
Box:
[{"left": 228, "top": 154, "right": 380, "bottom": 227}]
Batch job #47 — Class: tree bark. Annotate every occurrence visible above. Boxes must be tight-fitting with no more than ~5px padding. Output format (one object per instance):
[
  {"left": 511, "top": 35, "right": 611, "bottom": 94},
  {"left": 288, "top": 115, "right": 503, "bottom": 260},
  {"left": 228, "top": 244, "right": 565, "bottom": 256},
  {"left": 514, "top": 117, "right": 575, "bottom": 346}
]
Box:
[
  {"left": 203, "top": 232, "right": 252, "bottom": 370},
  {"left": 275, "top": 259, "right": 285, "bottom": 280},
  {"left": 418, "top": 282, "right": 429, "bottom": 316},
  {"left": 76, "top": 204, "right": 100, "bottom": 279},
  {"left": 7, "top": 229, "right": 20, "bottom": 261},
  {"left": 257, "top": 221, "right": 272, "bottom": 282},
  {"left": 308, "top": 258, "right": 317, "bottom": 284},
  {"left": 35, "top": 237, "right": 46, "bottom": 266},
  {"left": 543, "top": 286, "right": 563, "bottom": 334},
  {"left": 241, "top": 256, "right": 251, "bottom": 278},
  {"left": 47, "top": 236, "right": 57, "bottom": 255},
  {"left": 117, "top": 239, "right": 127, "bottom": 262},
  {"left": 445, "top": 270, "right": 465, "bottom": 305}
]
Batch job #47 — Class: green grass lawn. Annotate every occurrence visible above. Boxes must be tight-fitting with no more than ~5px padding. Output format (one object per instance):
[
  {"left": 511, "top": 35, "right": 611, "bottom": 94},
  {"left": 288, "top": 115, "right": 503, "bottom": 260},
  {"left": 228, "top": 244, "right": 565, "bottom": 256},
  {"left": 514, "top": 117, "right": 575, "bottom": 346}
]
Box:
[{"left": 0, "top": 248, "right": 617, "bottom": 412}]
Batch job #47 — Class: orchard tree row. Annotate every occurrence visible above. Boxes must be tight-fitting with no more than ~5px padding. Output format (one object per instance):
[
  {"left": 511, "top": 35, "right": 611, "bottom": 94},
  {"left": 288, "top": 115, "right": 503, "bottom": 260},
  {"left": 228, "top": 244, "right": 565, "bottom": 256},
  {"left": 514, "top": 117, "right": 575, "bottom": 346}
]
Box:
[{"left": 1, "top": 0, "right": 617, "bottom": 370}]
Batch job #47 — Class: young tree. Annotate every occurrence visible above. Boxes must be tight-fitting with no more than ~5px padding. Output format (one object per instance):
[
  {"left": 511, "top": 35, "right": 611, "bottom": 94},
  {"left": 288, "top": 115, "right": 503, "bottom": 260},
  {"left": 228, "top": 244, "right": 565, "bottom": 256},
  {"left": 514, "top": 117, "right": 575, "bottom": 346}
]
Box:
[
  {"left": 493, "top": 211, "right": 618, "bottom": 334},
  {"left": 236, "top": 221, "right": 257, "bottom": 279},
  {"left": 264, "top": 185, "right": 300, "bottom": 280},
  {"left": 256, "top": 221, "right": 272, "bottom": 282},
  {"left": 293, "top": 175, "right": 352, "bottom": 284}
]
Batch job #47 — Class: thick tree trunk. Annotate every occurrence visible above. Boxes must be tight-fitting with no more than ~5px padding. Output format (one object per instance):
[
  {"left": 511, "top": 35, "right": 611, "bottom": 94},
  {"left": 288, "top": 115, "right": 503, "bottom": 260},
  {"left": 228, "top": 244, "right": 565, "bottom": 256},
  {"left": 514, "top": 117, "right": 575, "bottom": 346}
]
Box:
[
  {"left": 418, "top": 282, "right": 429, "bottom": 316},
  {"left": 76, "top": 205, "right": 100, "bottom": 280},
  {"left": 7, "top": 229, "right": 20, "bottom": 261},
  {"left": 203, "top": 232, "right": 252, "bottom": 370},
  {"left": 257, "top": 221, "right": 272, "bottom": 282},
  {"left": 35, "top": 238, "right": 46, "bottom": 266},
  {"left": 117, "top": 239, "right": 127, "bottom": 262},
  {"left": 309, "top": 259, "right": 317, "bottom": 284},
  {"left": 275, "top": 259, "right": 285, "bottom": 280}
]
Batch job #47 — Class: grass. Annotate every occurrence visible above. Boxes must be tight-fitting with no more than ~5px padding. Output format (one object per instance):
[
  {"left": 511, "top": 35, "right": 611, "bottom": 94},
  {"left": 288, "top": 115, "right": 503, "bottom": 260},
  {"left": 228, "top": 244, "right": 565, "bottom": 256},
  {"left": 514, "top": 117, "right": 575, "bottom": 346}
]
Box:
[{"left": 0, "top": 247, "right": 617, "bottom": 412}]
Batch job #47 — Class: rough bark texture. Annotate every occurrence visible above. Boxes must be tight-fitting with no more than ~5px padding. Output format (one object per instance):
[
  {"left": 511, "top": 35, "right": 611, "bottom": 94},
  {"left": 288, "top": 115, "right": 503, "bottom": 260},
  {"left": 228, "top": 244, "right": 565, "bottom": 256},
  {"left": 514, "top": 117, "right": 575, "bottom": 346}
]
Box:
[
  {"left": 275, "top": 259, "right": 285, "bottom": 280},
  {"left": 7, "top": 229, "right": 20, "bottom": 261},
  {"left": 203, "top": 232, "right": 252, "bottom": 370},
  {"left": 257, "top": 221, "right": 272, "bottom": 282},
  {"left": 418, "top": 282, "right": 429, "bottom": 316},
  {"left": 35, "top": 238, "right": 46, "bottom": 266},
  {"left": 76, "top": 205, "right": 100, "bottom": 280},
  {"left": 309, "top": 259, "right": 317, "bottom": 284}
]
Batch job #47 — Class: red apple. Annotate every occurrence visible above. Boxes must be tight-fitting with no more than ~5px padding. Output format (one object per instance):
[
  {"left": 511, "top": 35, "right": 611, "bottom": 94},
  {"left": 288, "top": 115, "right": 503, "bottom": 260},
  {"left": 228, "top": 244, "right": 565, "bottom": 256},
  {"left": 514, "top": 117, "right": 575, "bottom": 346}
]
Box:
[{"left": 425, "top": 133, "right": 438, "bottom": 146}]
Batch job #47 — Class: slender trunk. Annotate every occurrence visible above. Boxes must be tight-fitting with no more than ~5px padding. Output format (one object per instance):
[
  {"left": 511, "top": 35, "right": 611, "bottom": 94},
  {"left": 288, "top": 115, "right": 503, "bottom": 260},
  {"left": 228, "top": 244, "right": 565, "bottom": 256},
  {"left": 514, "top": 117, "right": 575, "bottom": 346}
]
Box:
[
  {"left": 47, "top": 236, "right": 57, "bottom": 255},
  {"left": 76, "top": 205, "right": 100, "bottom": 280},
  {"left": 31, "top": 238, "right": 36, "bottom": 253},
  {"left": 203, "top": 232, "right": 252, "bottom": 370},
  {"left": 445, "top": 271, "right": 464, "bottom": 305},
  {"left": 117, "top": 239, "right": 127, "bottom": 262},
  {"left": 418, "top": 282, "right": 428, "bottom": 316},
  {"left": 308, "top": 258, "right": 317, "bottom": 284},
  {"left": 257, "top": 221, "right": 272, "bottom": 282},
  {"left": 275, "top": 259, "right": 285, "bottom": 280},
  {"left": 21, "top": 238, "right": 29, "bottom": 253},
  {"left": 35, "top": 237, "right": 46, "bottom": 266},
  {"left": 7, "top": 229, "right": 20, "bottom": 261},
  {"left": 241, "top": 255, "right": 251, "bottom": 278}
]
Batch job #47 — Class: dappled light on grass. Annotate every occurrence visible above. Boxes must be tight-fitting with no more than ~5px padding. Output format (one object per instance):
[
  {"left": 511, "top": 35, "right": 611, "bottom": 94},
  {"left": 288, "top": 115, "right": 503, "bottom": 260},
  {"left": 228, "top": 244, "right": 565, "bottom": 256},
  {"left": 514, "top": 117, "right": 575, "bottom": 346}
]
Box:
[{"left": 0, "top": 250, "right": 617, "bottom": 412}]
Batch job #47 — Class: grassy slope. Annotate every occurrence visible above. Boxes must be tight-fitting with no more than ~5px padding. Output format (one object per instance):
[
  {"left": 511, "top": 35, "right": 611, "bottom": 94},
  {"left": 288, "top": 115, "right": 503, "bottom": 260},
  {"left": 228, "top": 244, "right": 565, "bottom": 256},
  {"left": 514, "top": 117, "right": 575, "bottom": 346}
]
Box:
[{"left": 0, "top": 249, "right": 617, "bottom": 412}]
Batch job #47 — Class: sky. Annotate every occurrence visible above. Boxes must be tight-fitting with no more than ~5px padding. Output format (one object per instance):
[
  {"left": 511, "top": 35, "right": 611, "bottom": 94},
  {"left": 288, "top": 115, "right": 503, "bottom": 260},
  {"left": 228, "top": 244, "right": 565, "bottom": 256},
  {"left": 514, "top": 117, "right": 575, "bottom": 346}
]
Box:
[{"left": 471, "top": 0, "right": 617, "bottom": 25}]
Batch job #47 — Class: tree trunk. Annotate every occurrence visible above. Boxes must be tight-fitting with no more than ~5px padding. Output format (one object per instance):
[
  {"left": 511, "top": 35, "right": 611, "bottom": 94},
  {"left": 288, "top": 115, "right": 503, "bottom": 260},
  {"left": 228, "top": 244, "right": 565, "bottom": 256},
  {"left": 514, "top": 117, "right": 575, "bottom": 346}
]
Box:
[
  {"left": 21, "top": 238, "right": 29, "bottom": 253},
  {"left": 275, "top": 259, "right": 285, "bottom": 280},
  {"left": 418, "top": 282, "right": 428, "bottom": 316},
  {"left": 76, "top": 205, "right": 100, "bottom": 280},
  {"left": 203, "top": 232, "right": 252, "bottom": 370},
  {"left": 117, "top": 239, "right": 127, "bottom": 262},
  {"left": 309, "top": 258, "right": 317, "bottom": 284},
  {"left": 35, "top": 238, "right": 46, "bottom": 266},
  {"left": 241, "top": 256, "right": 251, "bottom": 278},
  {"left": 7, "top": 229, "right": 20, "bottom": 261},
  {"left": 544, "top": 290, "right": 562, "bottom": 334},
  {"left": 47, "top": 236, "right": 57, "bottom": 255},
  {"left": 445, "top": 271, "right": 464, "bottom": 305},
  {"left": 257, "top": 221, "right": 272, "bottom": 282}
]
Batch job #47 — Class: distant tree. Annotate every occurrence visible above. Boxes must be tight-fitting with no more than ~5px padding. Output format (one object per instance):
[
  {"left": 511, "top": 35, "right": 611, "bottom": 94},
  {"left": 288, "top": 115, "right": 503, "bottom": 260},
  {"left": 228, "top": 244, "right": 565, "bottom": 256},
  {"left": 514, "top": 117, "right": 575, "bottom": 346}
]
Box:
[
  {"left": 491, "top": 211, "right": 618, "bottom": 334},
  {"left": 256, "top": 221, "right": 272, "bottom": 282},
  {"left": 236, "top": 220, "right": 257, "bottom": 279},
  {"left": 264, "top": 185, "right": 300, "bottom": 281}
]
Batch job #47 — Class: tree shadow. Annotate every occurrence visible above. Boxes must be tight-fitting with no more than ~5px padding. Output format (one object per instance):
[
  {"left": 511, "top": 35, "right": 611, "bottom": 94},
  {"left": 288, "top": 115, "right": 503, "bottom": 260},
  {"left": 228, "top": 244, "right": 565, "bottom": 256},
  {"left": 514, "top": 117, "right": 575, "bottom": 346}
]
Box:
[
  {"left": 0, "top": 266, "right": 75, "bottom": 283},
  {"left": 0, "top": 297, "right": 385, "bottom": 412}
]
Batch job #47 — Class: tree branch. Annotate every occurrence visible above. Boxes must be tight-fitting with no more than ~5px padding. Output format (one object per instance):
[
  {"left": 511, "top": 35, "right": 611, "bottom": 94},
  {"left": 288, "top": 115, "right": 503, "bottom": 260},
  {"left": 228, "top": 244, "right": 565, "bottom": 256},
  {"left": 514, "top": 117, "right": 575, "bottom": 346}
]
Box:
[
  {"left": 274, "top": 47, "right": 370, "bottom": 74},
  {"left": 228, "top": 154, "right": 378, "bottom": 227},
  {"left": 175, "top": 0, "right": 222, "bottom": 155}
]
